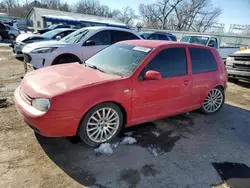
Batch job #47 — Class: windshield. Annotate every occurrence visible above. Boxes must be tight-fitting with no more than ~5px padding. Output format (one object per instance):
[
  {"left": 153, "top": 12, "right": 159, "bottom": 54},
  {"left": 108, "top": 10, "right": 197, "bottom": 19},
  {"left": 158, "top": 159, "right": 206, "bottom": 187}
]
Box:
[
  {"left": 140, "top": 32, "right": 152, "bottom": 39},
  {"left": 85, "top": 43, "right": 152, "bottom": 77},
  {"left": 61, "top": 29, "right": 89, "bottom": 44},
  {"left": 41, "top": 29, "right": 62, "bottom": 38},
  {"left": 47, "top": 25, "right": 57, "bottom": 29},
  {"left": 181, "top": 36, "right": 209, "bottom": 45}
]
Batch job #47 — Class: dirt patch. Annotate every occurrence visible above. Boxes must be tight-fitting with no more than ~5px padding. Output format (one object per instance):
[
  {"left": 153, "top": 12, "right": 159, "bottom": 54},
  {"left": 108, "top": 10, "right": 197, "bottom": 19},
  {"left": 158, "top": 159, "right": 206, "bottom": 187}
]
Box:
[{"left": 120, "top": 169, "right": 141, "bottom": 188}]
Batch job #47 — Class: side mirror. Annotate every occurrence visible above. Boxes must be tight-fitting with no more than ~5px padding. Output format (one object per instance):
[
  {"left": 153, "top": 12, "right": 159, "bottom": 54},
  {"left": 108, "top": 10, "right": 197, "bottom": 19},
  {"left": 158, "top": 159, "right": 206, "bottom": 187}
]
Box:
[
  {"left": 56, "top": 36, "right": 61, "bottom": 41},
  {"left": 144, "top": 70, "right": 162, "bottom": 80},
  {"left": 84, "top": 40, "right": 95, "bottom": 46}
]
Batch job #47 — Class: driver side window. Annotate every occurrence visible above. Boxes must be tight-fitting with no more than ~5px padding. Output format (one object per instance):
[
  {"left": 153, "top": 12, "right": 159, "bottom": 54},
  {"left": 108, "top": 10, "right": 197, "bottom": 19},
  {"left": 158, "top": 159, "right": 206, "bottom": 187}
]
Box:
[
  {"left": 142, "top": 47, "right": 187, "bottom": 79},
  {"left": 85, "top": 30, "right": 111, "bottom": 46}
]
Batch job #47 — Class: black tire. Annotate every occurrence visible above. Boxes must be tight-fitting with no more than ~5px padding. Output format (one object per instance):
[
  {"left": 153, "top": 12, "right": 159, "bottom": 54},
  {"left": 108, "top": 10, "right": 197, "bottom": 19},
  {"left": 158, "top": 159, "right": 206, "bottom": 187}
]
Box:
[
  {"left": 0, "top": 34, "right": 3, "bottom": 42},
  {"left": 78, "top": 102, "right": 124, "bottom": 147},
  {"left": 200, "top": 86, "right": 225, "bottom": 115},
  {"left": 52, "top": 55, "right": 80, "bottom": 65},
  {"left": 9, "top": 34, "right": 15, "bottom": 40}
]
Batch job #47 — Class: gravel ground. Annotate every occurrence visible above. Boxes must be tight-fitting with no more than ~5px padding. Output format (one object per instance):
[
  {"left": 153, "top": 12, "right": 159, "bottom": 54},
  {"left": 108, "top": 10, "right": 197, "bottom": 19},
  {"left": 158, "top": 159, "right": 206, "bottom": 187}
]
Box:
[{"left": 0, "top": 47, "right": 250, "bottom": 188}]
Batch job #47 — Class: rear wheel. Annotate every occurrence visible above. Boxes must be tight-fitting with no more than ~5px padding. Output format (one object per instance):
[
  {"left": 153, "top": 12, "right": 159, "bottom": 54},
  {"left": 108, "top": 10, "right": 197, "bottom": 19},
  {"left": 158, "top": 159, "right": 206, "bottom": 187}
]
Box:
[
  {"left": 52, "top": 55, "right": 80, "bottom": 65},
  {"left": 78, "top": 103, "right": 123, "bottom": 147},
  {"left": 200, "top": 87, "right": 225, "bottom": 114},
  {"left": 0, "top": 34, "right": 3, "bottom": 42}
]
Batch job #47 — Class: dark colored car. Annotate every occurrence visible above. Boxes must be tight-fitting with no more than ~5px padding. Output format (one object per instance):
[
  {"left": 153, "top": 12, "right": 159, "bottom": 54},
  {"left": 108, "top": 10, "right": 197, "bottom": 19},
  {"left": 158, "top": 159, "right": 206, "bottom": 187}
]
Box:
[
  {"left": 140, "top": 31, "right": 177, "bottom": 41},
  {"left": 36, "top": 24, "right": 71, "bottom": 34},
  {"left": 0, "top": 22, "right": 9, "bottom": 42}
]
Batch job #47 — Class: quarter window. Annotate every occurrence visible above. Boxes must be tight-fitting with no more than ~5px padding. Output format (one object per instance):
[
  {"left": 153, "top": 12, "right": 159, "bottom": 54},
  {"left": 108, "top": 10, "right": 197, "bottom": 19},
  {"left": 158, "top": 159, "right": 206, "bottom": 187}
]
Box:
[
  {"left": 189, "top": 48, "right": 217, "bottom": 74},
  {"left": 144, "top": 47, "right": 187, "bottom": 78}
]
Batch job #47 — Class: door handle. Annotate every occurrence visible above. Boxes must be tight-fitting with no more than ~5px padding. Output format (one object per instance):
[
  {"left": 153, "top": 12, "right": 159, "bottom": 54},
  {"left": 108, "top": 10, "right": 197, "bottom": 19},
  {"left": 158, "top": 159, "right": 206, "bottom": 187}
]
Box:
[{"left": 183, "top": 80, "right": 190, "bottom": 85}]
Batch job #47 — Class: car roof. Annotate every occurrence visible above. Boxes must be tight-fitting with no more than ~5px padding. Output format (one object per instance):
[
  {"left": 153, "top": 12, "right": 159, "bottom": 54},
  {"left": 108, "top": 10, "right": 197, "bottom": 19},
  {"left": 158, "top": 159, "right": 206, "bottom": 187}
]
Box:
[
  {"left": 52, "top": 28, "right": 76, "bottom": 31},
  {"left": 182, "top": 35, "right": 215, "bottom": 38},
  {"left": 140, "top": 31, "right": 175, "bottom": 36},
  {"left": 119, "top": 40, "right": 214, "bottom": 49}
]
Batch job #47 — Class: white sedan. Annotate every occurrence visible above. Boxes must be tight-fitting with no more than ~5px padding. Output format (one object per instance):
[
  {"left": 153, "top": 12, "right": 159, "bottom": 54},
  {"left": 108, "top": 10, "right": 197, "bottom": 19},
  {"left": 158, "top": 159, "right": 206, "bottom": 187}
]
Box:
[{"left": 22, "top": 26, "right": 142, "bottom": 69}]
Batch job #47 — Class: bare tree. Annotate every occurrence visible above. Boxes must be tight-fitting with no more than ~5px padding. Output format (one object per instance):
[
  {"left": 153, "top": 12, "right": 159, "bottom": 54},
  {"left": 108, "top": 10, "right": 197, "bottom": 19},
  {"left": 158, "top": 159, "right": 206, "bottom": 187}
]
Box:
[{"left": 112, "top": 6, "right": 137, "bottom": 27}]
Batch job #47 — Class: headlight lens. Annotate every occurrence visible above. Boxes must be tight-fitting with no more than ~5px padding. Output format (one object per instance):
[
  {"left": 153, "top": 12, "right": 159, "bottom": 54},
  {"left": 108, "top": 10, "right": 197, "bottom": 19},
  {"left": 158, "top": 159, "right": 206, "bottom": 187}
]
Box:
[
  {"left": 32, "top": 47, "right": 57, "bottom": 54},
  {"left": 32, "top": 98, "right": 50, "bottom": 112},
  {"left": 226, "top": 56, "right": 234, "bottom": 61}
]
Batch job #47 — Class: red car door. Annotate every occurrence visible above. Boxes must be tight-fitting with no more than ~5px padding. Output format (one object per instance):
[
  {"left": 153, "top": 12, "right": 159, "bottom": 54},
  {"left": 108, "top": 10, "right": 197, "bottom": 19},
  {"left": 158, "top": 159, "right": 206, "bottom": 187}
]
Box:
[{"left": 130, "top": 46, "right": 193, "bottom": 125}]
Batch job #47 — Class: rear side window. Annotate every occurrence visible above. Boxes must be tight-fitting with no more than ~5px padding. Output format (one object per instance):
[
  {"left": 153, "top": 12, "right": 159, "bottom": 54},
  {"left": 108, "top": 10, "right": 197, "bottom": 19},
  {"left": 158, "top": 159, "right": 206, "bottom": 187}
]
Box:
[
  {"left": 144, "top": 47, "right": 187, "bottom": 78},
  {"left": 158, "top": 34, "right": 169, "bottom": 40},
  {"left": 189, "top": 48, "right": 217, "bottom": 74},
  {"left": 87, "top": 30, "right": 111, "bottom": 45},
  {"left": 111, "top": 30, "right": 140, "bottom": 44}
]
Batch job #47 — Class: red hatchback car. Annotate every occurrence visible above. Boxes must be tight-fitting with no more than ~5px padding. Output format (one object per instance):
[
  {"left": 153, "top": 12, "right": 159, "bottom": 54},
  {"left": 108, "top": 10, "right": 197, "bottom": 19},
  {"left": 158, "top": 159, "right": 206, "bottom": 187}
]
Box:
[{"left": 14, "top": 40, "right": 227, "bottom": 146}]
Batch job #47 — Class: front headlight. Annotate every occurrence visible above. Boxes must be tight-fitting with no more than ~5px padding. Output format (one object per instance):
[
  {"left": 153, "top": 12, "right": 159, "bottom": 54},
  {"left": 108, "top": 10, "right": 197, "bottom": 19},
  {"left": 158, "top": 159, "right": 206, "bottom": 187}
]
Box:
[
  {"left": 226, "top": 56, "right": 234, "bottom": 61},
  {"left": 32, "top": 98, "right": 50, "bottom": 112},
  {"left": 32, "top": 47, "right": 57, "bottom": 54}
]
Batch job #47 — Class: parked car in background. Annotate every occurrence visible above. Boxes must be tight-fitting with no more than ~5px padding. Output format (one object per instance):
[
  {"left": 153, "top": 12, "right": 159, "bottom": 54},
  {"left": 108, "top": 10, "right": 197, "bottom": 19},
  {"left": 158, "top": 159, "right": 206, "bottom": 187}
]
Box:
[
  {"left": 35, "top": 24, "right": 71, "bottom": 34},
  {"left": 15, "top": 40, "right": 227, "bottom": 146},
  {"left": 0, "top": 22, "right": 9, "bottom": 42},
  {"left": 5, "top": 24, "right": 21, "bottom": 39},
  {"left": 140, "top": 31, "right": 177, "bottom": 41},
  {"left": 226, "top": 49, "right": 250, "bottom": 82},
  {"left": 180, "top": 35, "right": 248, "bottom": 61},
  {"left": 22, "top": 26, "right": 142, "bottom": 69},
  {"left": 11, "top": 28, "right": 76, "bottom": 60}
]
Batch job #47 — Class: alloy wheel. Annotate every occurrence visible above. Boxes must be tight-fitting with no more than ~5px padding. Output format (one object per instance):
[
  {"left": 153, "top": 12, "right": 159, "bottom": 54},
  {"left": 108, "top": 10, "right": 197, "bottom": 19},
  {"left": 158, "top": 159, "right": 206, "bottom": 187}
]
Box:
[
  {"left": 202, "top": 88, "right": 224, "bottom": 113},
  {"left": 86, "top": 107, "right": 120, "bottom": 143}
]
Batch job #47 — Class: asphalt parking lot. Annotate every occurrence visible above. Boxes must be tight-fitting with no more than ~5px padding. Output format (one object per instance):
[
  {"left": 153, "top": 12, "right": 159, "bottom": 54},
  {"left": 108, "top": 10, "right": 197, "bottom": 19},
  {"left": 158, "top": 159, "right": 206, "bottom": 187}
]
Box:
[{"left": 0, "top": 46, "right": 250, "bottom": 188}]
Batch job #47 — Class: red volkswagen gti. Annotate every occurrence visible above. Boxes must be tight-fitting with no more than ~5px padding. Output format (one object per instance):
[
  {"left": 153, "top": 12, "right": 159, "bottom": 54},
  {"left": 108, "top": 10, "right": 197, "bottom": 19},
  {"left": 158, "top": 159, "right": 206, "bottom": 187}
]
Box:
[{"left": 14, "top": 40, "right": 227, "bottom": 146}]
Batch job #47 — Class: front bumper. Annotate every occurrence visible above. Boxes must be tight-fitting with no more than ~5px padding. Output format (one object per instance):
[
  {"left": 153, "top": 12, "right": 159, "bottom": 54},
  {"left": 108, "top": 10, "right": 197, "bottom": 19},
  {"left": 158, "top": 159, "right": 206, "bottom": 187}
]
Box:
[
  {"left": 23, "top": 52, "right": 54, "bottom": 69},
  {"left": 11, "top": 42, "right": 24, "bottom": 58},
  {"left": 227, "top": 67, "right": 250, "bottom": 81},
  {"left": 14, "top": 86, "right": 80, "bottom": 137}
]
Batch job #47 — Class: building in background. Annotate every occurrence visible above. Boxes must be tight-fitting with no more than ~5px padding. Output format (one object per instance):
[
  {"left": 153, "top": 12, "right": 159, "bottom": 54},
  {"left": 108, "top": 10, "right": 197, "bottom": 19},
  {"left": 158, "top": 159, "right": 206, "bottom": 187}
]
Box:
[{"left": 27, "top": 7, "right": 127, "bottom": 30}]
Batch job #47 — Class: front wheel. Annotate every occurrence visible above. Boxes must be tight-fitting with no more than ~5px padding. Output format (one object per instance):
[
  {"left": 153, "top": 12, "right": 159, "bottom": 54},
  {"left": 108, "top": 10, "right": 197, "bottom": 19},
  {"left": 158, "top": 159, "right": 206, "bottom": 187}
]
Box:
[
  {"left": 9, "top": 34, "right": 15, "bottom": 40},
  {"left": 52, "top": 55, "right": 80, "bottom": 65},
  {"left": 78, "top": 103, "right": 124, "bottom": 147},
  {"left": 200, "top": 87, "right": 225, "bottom": 114}
]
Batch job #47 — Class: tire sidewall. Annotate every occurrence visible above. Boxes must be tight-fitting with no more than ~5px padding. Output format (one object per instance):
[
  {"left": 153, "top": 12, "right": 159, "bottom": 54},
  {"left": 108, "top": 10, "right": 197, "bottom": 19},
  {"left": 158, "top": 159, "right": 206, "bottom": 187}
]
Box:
[
  {"left": 78, "top": 102, "right": 124, "bottom": 147},
  {"left": 201, "top": 87, "right": 225, "bottom": 115},
  {"left": 52, "top": 55, "right": 80, "bottom": 65}
]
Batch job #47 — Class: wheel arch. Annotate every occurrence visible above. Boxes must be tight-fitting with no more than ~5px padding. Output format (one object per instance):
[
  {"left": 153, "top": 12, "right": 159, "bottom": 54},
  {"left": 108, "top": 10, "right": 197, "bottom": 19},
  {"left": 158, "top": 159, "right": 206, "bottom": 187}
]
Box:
[
  {"left": 77, "top": 101, "right": 128, "bottom": 132},
  {"left": 52, "top": 53, "right": 81, "bottom": 65}
]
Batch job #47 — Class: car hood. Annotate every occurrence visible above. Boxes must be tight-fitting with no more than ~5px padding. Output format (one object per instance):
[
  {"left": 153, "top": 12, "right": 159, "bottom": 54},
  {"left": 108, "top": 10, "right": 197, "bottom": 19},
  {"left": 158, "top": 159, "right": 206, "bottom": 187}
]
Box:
[
  {"left": 16, "top": 33, "right": 36, "bottom": 42},
  {"left": 22, "top": 40, "right": 68, "bottom": 53},
  {"left": 21, "top": 63, "right": 121, "bottom": 97},
  {"left": 234, "top": 49, "right": 250, "bottom": 55}
]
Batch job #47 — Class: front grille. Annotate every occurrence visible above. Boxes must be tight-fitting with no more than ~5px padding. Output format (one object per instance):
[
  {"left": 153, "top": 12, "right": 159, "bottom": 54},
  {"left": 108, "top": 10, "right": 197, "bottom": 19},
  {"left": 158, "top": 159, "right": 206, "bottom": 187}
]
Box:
[
  {"left": 20, "top": 89, "right": 32, "bottom": 104},
  {"left": 234, "top": 56, "right": 250, "bottom": 61},
  {"left": 23, "top": 54, "right": 32, "bottom": 63},
  {"left": 233, "top": 64, "right": 250, "bottom": 71}
]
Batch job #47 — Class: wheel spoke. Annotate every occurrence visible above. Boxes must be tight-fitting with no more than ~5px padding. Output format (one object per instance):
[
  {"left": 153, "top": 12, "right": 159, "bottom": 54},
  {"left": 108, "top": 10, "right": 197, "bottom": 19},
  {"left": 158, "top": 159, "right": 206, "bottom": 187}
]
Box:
[
  {"left": 90, "top": 129, "right": 99, "bottom": 137},
  {"left": 107, "top": 111, "right": 115, "bottom": 120},
  {"left": 107, "top": 125, "right": 116, "bottom": 130},
  {"left": 108, "top": 117, "right": 118, "bottom": 123},
  {"left": 106, "top": 128, "right": 112, "bottom": 135},
  {"left": 103, "top": 129, "right": 108, "bottom": 140},
  {"left": 87, "top": 127, "right": 98, "bottom": 132},
  {"left": 96, "top": 111, "right": 102, "bottom": 119},
  {"left": 91, "top": 116, "right": 99, "bottom": 122},
  {"left": 105, "top": 109, "right": 111, "bottom": 119},
  {"left": 94, "top": 130, "right": 101, "bottom": 140},
  {"left": 100, "top": 130, "right": 103, "bottom": 142},
  {"left": 88, "top": 122, "right": 98, "bottom": 126},
  {"left": 102, "top": 108, "right": 106, "bottom": 118}
]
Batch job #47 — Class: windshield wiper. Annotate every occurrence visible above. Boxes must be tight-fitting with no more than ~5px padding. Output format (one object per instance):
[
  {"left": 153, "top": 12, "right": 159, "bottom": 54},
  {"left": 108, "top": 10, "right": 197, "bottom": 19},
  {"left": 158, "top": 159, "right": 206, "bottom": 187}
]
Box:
[{"left": 87, "top": 64, "right": 106, "bottom": 73}]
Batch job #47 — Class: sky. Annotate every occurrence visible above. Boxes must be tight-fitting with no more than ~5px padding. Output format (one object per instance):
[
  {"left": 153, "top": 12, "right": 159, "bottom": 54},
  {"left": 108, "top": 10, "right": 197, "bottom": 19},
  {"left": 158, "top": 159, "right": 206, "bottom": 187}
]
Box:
[{"left": 94, "top": 0, "right": 250, "bottom": 31}]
